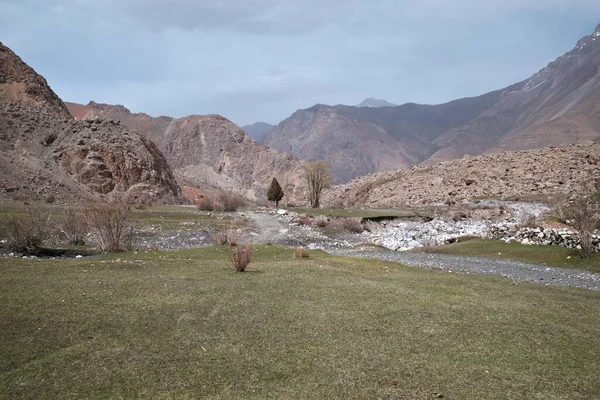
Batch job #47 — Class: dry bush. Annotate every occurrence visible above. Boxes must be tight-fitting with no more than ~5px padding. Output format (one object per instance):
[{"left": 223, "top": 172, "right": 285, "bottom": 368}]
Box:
[
  {"left": 314, "top": 217, "right": 329, "bottom": 228},
  {"left": 196, "top": 196, "right": 215, "bottom": 211},
  {"left": 212, "top": 230, "right": 229, "bottom": 245},
  {"left": 1, "top": 208, "right": 49, "bottom": 254},
  {"left": 229, "top": 244, "right": 256, "bottom": 272},
  {"left": 212, "top": 229, "right": 237, "bottom": 245},
  {"left": 294, "top": 248, "right": 310, "bottom": 258},
  {"left": 292, "top": 216, "right": 313, "bottom": 226},
  {"left": 85, "top": 201, "right": 129, "bottom": 252},
  {"left": 340, "top": 218, "right": 365, "bottom": 233},
  {"left": 59, "top": 207, "right": 89, "bottom": 245},
  {"left": 122, "top": 225, "right": 137, "bottom": 251},
  {"left": 217, "top": 192, "right": 245, "bottom": 212},
  {"left": 556, "top": 195, "right": 600, "bottom": 258}
]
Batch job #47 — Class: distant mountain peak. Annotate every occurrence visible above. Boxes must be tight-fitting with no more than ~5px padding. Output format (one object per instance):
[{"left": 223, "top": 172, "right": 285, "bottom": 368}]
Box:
[{"left": 356, "top": 98, "right": 397, "bottom": 108}]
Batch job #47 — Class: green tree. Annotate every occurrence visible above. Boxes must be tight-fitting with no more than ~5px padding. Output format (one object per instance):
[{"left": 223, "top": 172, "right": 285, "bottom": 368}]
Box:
[
  {"left": 267, "top": 177, "right": 284, "bottom": 207},
  {"left": 304, "top": 160, "right": 332, "bottom": 208}
]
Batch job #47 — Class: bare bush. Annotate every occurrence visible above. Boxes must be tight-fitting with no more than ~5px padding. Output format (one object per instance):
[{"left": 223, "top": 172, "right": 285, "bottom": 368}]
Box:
[
  {"left": 196, "top": 196, "right": 215, "bottom": 211},
  {"left": 122, "top": 225, "right": 137, "bottom": 251},
  {"left": 212, "top": 230, "right": 228, "bottom": 245},
  {"left": 556, "top": 195, "right": 600, "bottom": 258},
  {"left": 217, "top": 192, "right": 245, "bottom": 212},
  {"left": 229, "top": 244, "right": 256, "bottom": 272},
  {"left": 292, "top": 216, "right": 313, "bottom": 226},
  {"left": 314, "top": 217, "right": 329, "bottom": 228},
  {"left": 86, "top": 201, "right": 129, "bottom": 252},
  {"left": 294, "top": 248, "right": 310, "bottom": 258},
  {"left": 340, "top": 218, "right": 364, "bottom": 233},
  {"left": 1, "top": 208, "right": 49, "bottom": 254},
  {"left": 59, "top": 207, "right": 89, "bottom": 245},
  {"left": 212, "top": 228, "right": 237, "bottom": 246}
]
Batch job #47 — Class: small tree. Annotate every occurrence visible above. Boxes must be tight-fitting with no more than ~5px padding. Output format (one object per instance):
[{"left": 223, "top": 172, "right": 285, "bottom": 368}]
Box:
[
  {"left": 267, "top": 178, "right": 284, "bottom": 207},
  {"left": 556, "top": 194, "right": 600, "bottom": 258},
  {"left": 304, "top": 160, "right": 332, "bottom": 208}
]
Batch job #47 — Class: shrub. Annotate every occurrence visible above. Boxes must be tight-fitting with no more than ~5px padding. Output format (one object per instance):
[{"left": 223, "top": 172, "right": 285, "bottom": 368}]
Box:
[
  {"left": 294, "top": 248, "right": 310, "bottom": 258},
  {"left": 340, "top": 218, "right": 364, "bottom": 233},
  {"left": 556, "top": 195, "right": 600, "bottom": 258},
  {"left": 59, "top": 207, "right": 89, "bottom": 245},
  {"left": 314, "top": 217, "right": 329, "bottom": 228},
  {"left": 212, "top": 229, "right": 235, "bottom": 245},
  {"left": 196, "top": 196, "right": 215, "bottom": 211},
  {"left": 217, "top": 192, "right": 245, "bottom": 212},
  {"left": 85, "top": 201, "right": 129, "bottom": 252},
  {"left": 229, "top": 244, "right": 256, "bottom": 272},
  {"left": 1, "top": 208, "right": 49, "bottom": 254}
]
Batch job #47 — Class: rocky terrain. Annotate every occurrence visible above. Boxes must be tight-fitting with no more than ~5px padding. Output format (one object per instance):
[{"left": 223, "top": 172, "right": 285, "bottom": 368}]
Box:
[
  {"left": 0, "top": 42, "right": 180, "bottom": 202},
  {"left": 66, "top": 103, "right": 307, "bottom": 204},
  {"left": 323, "top": 142, "right": 600, "bottom": 207},
  {"left": 263, "top": 24, "right": 600, "bottom": 183}
]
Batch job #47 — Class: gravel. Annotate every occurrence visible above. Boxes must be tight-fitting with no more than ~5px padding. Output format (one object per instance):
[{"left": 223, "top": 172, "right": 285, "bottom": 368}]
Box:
[
  {"left": 246, "top": 211, "right": 600, "bottom": 291},
  {"left": 329, "top": 247, "right": 600, "bottom": 291}
]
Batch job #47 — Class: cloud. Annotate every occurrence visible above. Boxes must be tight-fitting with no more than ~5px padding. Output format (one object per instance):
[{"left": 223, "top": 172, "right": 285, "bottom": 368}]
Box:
[{"left": 1, "top": 0, "right": 599, "bottom": 125}]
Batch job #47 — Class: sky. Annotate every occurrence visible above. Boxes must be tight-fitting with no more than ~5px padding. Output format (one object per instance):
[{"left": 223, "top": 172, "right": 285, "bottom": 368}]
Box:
[{"left": 1, "top": 1, "right": 599, "bottom": 126}]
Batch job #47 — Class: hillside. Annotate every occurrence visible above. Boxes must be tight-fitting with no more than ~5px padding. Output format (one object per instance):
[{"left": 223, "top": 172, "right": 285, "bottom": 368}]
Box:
[
  {"left": 66, "top": 102, "right": 307, "bottom": 203},
  {"left": 323, "top": 142, "right": 600, "bottom": 208},
  {"left": 0, "top": 42, "right": 180, "bottom": 202},
  {"left": 264, "top": 24, "right": 600, "bottom": 182}
]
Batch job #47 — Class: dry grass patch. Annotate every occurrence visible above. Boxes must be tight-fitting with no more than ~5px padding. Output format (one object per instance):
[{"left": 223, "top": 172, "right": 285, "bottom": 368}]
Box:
[{"left": 294, "top": 248, "right": 310, "bottom": 258}]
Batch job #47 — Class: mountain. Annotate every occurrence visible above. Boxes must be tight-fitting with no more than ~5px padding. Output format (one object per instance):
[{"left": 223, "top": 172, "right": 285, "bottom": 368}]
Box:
[
  {"left": 264, "top": 24, "right": 600, "bottom": 183},
  {"left": 66, "top": 102, "right": 307, "bottom": 203},
  {"left": 0, "top": 42, "right": 180, "bottom": 202},
  {"left": 356, "top": 98, "right": 397, "bottom": 108},
  {"left": 263, "top": 92, "right": 501, "bottom": 183},
  {"left": 242, "top": 122, "right": 274, "bottom": 141}
]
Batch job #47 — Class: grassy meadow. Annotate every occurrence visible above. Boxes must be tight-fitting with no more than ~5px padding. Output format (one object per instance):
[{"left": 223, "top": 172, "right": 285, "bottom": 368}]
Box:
[{"left": 1, "top": 245, "right": 599, "bottom": 399}]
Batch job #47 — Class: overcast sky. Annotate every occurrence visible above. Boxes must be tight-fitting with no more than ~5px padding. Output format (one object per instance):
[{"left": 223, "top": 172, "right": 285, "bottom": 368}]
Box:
[{"left": 1, "top": 1, "right": 599, "bottom": 126}]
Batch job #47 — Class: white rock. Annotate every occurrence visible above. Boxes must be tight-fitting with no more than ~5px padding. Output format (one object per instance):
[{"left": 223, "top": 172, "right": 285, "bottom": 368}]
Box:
[{"left": 277, "top": 209, "right": 288, "bottom": 215}]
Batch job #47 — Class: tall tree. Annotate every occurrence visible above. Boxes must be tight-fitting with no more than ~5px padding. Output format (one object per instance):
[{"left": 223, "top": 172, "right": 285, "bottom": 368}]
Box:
[
  {"left": 304, "top": 160, "right": 332, "bottom": 208},
  {"left": 267, "top": 177, "right": 284, "bottom": 207}
]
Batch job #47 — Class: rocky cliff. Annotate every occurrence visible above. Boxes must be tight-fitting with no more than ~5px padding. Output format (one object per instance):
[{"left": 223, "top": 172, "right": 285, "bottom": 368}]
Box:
[
  {"left": 0, "top": 42, "right": 180, "bottom": 202},
  {"left": 66, "top": 102, "right": 307, "bottom": 204}
]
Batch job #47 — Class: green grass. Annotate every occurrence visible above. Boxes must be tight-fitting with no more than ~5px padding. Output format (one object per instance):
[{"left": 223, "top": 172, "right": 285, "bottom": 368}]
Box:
[
  {"left": 419, "top": 238, "right": 600, "bottom": 273},
  {"left": 1, "top": 246, "right": 599, "bottom": 399},
  {"left": 128, "top": 205, "right": 245, "bottom": 231},
  {"left": 289, "top": 207, "right": 433, "bottom": 219}
]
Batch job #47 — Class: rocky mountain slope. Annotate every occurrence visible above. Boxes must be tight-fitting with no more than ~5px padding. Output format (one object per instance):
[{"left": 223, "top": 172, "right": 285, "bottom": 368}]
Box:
[
  {"left": 0, "top": 42, "right": 180, "bottom": 202},
  {"left": 241, "top": 121, "right": 274, "bottom": 141},
  {"left": 323, "top": 142, "right": 600, "bottom": 208},
  {"left": 264, "top": 24, "right": 600, "bottom": 182},
  {"left": 263, "top": 92, "right": 501, "bottom": 183},
  {"left": 66, "top": 102, "right": 307, "bottom": 203}
]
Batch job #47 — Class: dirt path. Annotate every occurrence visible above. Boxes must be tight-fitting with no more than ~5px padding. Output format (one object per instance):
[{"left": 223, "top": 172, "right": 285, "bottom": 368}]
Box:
[{"left": 245, "top": 212, "right": 600, "bottom": 291}]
